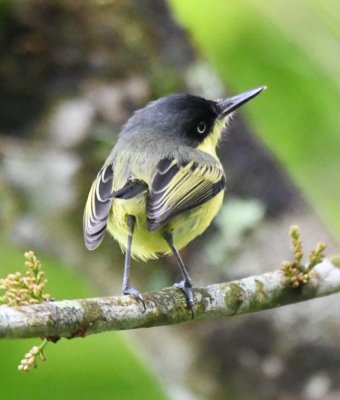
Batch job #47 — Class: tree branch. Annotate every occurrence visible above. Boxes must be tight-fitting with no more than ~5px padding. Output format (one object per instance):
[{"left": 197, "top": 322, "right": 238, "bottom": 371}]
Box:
[{"left": 1, "top": 258, "right": 340, "bottom": 340}]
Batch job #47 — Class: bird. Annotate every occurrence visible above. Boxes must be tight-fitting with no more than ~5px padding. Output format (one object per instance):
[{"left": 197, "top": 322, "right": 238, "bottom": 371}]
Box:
[{"left": 83, "top": 86, "right": 266, "bottom": 313}]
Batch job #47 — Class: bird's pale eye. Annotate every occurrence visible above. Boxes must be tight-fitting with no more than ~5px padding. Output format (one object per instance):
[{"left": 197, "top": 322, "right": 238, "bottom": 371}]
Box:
[{"left": 197, "top": 121, "right": 206, "bottom": 134}]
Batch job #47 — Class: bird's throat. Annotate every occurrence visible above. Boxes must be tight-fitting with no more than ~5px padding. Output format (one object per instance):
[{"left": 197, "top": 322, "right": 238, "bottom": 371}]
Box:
[{"left": 196, "top": 121, "right": 223, "bottom": 159}]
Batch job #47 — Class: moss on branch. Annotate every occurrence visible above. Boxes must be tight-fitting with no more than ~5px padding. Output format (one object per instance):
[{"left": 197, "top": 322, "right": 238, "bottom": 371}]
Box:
[{"left": 0, "top": 226, "right": 339, "bottom": 373}]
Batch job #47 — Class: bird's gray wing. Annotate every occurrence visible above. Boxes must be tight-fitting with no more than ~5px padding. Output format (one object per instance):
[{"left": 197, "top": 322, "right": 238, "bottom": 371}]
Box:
[
  {"left": 147, "top": 157, "right": 225, "bottom": 231},
  {"left": 83, "top": 163, "right": 114, "bottom": 250},
  {"left": 83, "top": 162, "right": 146, "bottom": 250}
]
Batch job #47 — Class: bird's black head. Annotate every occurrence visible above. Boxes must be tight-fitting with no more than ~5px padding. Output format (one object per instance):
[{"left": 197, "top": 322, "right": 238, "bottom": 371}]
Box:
[
  {"left": 121, "top": 87, "right": 266, "bottom": 147},
  {"left": 142, "top": 93, "right": 219, "bottom": 147}
]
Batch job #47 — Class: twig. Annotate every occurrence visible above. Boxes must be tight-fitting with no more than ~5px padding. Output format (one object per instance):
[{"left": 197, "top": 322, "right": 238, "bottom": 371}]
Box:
[{"left": 1, "top": 258, "right": 339, "bottom": 340}]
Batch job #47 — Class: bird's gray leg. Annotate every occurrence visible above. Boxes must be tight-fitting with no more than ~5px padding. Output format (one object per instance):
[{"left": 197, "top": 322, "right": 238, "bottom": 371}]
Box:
[
  {"left": 122, "top": 215, "right": 146, "bottom": 310},
  {"left": 163, "top": 231, "right": 194, "bottom": 316}
]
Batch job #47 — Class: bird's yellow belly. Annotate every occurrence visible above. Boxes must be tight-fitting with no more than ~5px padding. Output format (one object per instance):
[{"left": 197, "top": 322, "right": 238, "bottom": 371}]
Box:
[{"left": 107, "top": 191, "right": 224, "bottom": 261}]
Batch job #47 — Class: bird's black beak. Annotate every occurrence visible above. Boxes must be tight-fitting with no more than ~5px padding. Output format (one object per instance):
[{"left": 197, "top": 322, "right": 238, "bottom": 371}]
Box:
[{"left": 216, "top": 86, "right": 267, "bottom": 119}]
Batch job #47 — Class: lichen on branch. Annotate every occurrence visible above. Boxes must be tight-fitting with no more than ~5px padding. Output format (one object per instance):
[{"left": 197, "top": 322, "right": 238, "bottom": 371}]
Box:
[{"left": 0, "top": 226, "right": 339, "bottom": 374}]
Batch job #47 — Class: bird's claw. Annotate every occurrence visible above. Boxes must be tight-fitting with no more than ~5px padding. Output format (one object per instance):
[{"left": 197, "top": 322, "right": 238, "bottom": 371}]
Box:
[
  {"left": 123, "top": 287, "right": 146, "bottom": 311},
  {"left": 173, "top": 280, "right": 195, "bottom": 318}
]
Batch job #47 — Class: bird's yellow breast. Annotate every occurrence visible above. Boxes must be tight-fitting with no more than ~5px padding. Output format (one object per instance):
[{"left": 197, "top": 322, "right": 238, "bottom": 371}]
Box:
[{"left": 107, "top": 190, "right": 224, "bottom": 261}]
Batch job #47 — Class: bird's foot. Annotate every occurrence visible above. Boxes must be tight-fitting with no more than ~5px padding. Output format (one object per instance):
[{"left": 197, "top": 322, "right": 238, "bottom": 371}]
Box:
[
  {"left": 173, "top": 280, "right": 195, "bottom": 318},
  {"left": 123, "top": 286, "right": 146, "bottom": 311}
]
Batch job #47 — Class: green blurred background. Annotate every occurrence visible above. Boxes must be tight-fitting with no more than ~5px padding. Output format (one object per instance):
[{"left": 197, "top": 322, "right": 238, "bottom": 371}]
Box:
[
  {"left": 1, "top": 1, "right": 340, "bottom": 399},
  {"left": 170, "top": 0, "right": 340, "bottom": 239},
  {"left": 0, "top": 242, "right": 167, "bottom": 400}
]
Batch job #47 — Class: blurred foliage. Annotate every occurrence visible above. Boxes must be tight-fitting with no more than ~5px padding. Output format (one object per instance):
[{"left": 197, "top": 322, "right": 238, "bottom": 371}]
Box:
[
  {"left": 2, "top": 1, "right": 340, "bottom": 398},
  {"left": 169, "top": 0, "right": 340, "bottom": 239},
  {"left": 205, "top": 198, "right": 265, "bottom": 266},
  {"left": 0, "top": 240, "right": 167, "bottom": 399}
]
